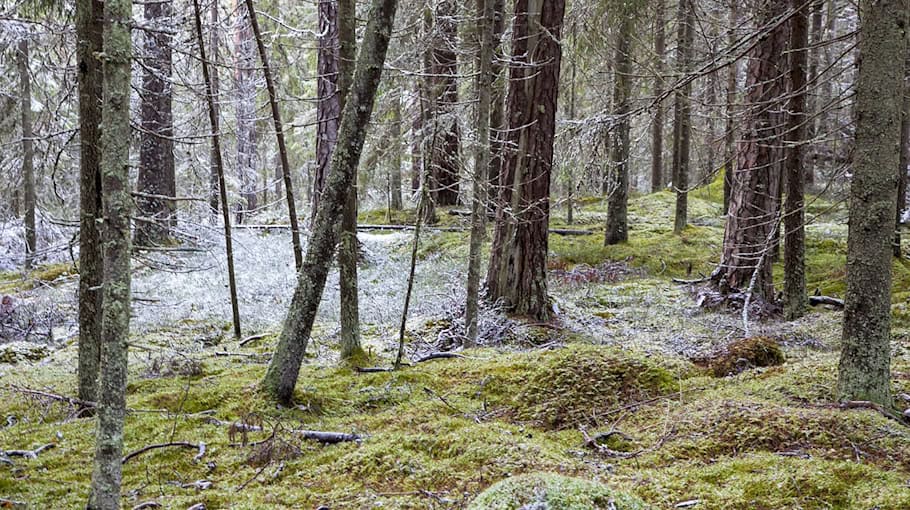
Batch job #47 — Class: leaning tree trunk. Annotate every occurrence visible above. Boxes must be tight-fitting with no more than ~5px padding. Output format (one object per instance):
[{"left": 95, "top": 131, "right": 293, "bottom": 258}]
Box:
[
  {"left": 837, "top": 0, "right": 908, "bottom": 407},
  {"left": 261, "top": 0, "right": 399, "bottom": 404},
  {"left": 234, "top": 0, "right": 258, "bottom": 220},
  {"left": 672, "top": 0, "right": 695, "bottom": 233},
  {"left": 650, "top": 0, "right": 666, "bottom": 193},
  {"left": 783, "top": 0, "right": 809, "bottom": 320},
  {"left": 714, "top": 0, "right": 788, "bottom": 300},
  {"left": 135, "top": 0, "right": 176, "bottom": 247},
  {"left": 605, "top": 14, "right": 634, "bottom": 245},
  {"left": 76, "top": 0, "right": 104, "bottom": 408},
  {"left": 17, "top": 39, "right": 36, "bottom": 269},
  {"left": 87, "top": 0, "right": 132, "bottom": 506},
  {"left": 426, "top": 0, "right": 461, "bottom": 207},
  {"left": 485, "top": 0, "right": 566, "bottom": 321}
]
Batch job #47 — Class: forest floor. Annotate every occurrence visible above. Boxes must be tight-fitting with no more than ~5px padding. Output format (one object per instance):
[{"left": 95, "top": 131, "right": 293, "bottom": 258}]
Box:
[{"left": 3, "top": 177, "right": 910, "bottom": 509}]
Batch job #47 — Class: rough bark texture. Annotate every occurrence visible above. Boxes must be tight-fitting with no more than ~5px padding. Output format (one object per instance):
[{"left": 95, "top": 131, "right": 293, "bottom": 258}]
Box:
[
  {"left": 783, "top": 0, "right": 809, "bottom": 320},
  {"left": 234, "top": 0, "right": 258, "bottom": 218},
  {"left": 18, "top": 39, "right": 35, "bottom": 269},
  {"left": 87, "top": 0, "right": 132, "bottom": 505},
  {"left": 485, "top": 0, "right": 565, "bottom": 321},
  {"left": 426, "top": 0, "right": 461, "bottom": 207},
  {"left": 312, "top": 0, "right": 342, "bottom": 221},
  {"left": 76, "top": 0, "right": 104, "bottom": 407},
  {"left": 465, "top": 0, "right": 495, "bottom": 345},
  {"left": 723, "top": 3, "right": 739, "bottom": 214},
  {"left": 135, "top": 0, "right": 176, "bottom": 247},
  {"left": 650, "top": 0, "right": 666, "bottom": 193},
  {"left": 244, "top": 0, "right": 303, "bottom": 270},
  {"left": 605, "top": 15, "right": 634, "bottom": 246},
  {"left": 837, "top": 0, "right": 908, "bottom": 406},
  {"left": 715, "top": 0, "right": 788, "bottom": 299},
  {"left": 672, "top": 0, "right": 694, "bottom": 233},
  {"left": 262, "top": 0, "right": 398, "bottom": 404}
]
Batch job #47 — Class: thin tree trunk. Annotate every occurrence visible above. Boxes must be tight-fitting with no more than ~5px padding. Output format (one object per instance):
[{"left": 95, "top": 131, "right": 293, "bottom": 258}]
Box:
[
  {"left": 837, "top": 0, "right": 908, "bottom": 407},
  {"left": 488, "top": 0, "right": 506, "bottom": 197},
  {"left": 397, "top": 177, "right": 429, "bottom": 366},
  {"left": 465, "top": 0, "right": 495, "bottom": 346},
  {"left": 651, "top": 0, "right": 666, "bottom": 193},
  {"left": 895, "top": 59, "right": 910, "bottom": 258},
  {"left": 485, "top": 0, "right": 566, "bottom": 321},
  {"left": 136, "top": 0, "right": 176, "bottom": 247},
  {"left": 234, "top": 0, "right": 258, "bottom": 220},
  {"left": 672, "top": 0, "right": 694, "bottom": 233},
  {"left": 86, "top": 0, "right": 132, "bottom": 505},
  {"left": 17, "top": 39, "right": 36, "bottom": 269},
  {"left": 261, "top": 0, "right": 398, "bottom": 404},
  {"left": 566, "top": 20, "right": 576, "bottom": 225},
  {"left": 605, "top": 14, "right": 634, "bottom": 245},
  {"left": 76, "top": 0, "right": 104, "bottom": 409},
  {"left": 805, "top": 0, "right": 823, "bottom": 187},
  {"left": 390, "top": 87, "right": 403, "bottom": 210},
  {"left": 783, "top": 0, "right": 809, "bottom": 320},
  {"left": 723, "top": 2, "right": 739, "bottom": 214},
  {"left": 193, "top": 0, "right": 242, "bottom": 342},
  {"left": 244, "top": 0, "right": 303, "bottom": 270},
  {"left": 208, "top": 0, "right": 221, "bottom": 215}
]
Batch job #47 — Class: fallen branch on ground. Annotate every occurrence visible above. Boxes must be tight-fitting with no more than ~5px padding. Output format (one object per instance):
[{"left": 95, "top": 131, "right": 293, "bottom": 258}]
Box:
[
  {"left": 3, "top": 443, "right": 55, "bottom": 459},
  {"left": 809, "top": 295, "right": 844, "bottom": 309},
  {"left": 239, "top": 334, "right": 268, "bottom": 347},
  {"left": 122, "top": 442, "right": 204, "bottom": 465},
  {"left": 6, "top": 385, "right": 95, "bottom": 409},
  {"left": 415, "top": 352, "right": 464, "bottom": 363},
  {"left": 0, "top": 498, "right": 26, "bottom": 508},
  {"left": 203, "top": 418, "right": 361, "bottom": 444}
]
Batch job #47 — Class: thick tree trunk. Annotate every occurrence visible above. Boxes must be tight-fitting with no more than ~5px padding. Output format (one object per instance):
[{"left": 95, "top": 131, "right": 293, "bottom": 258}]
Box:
[
  {"left": 723, "top": 3, "right": 739, "bottom": 214},
  {"left": 605, "top": 15, "right": 634, "bottom": 245},
  {"left": 244, "top": 0, "right": 303, "bottom": 270},
  {"left": 87, "top": 0, "right": 132, "bottom": 506},
  {"left": 234, "top": 0, "right": 258, "bottom": 220},
  {"left": 716, "top": 0, "right": 789, "bottom": 299},
  {"left": 261, "top": 0, "right": 398, "bottom": 404},
  {"left": 650, "top": 0, "right": 666, "bottom": 193},
  {"left": 426, "top": 0, "right": 461, "bottom": 207},
  {"left": 783, "top": 0, "right": 809, "bottom": 320},
  {"left": 312, "top": 0, "right": 342, "bottom": 223},
  {"left": 837, "top": 0, "right": 908, "bottom": 407},
  {"left": 672, "top": 0, "right": 694, "bottom": 233},
  {"left": 465, "top": 0, "right": 495, "bottom": 346},
  {"left": 136, "top": 0, "right": 176, "bottom": 247},
  {"left": 76, "top": 0, "right": 104, "bottom": 408},
  {"left": 17, "top": 40, "right": 36, "bottom": 269},
  {"left": 485, "top": 0, "right": 566, "bottom": 321}
]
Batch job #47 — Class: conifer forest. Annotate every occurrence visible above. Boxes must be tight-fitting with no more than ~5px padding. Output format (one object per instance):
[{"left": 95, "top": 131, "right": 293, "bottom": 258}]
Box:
[{"left": 3, "top": 0, "right": 910, "bottom": 507}]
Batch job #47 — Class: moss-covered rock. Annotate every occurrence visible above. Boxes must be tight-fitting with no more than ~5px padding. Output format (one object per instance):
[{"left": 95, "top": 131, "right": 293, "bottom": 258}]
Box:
[{"left": 468, "top": 473, "right": 648, "bottom": 510}]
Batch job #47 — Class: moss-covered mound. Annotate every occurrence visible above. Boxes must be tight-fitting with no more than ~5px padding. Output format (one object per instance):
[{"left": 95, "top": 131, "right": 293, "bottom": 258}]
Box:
[
  {"left": 696, "top": 336, "right": 785, "bottom": 377},
  {"left": 506, "top": 345, "right": 678, "bottom": 429},
  {"left": 467, "top": 473, "right": 648, "bottom": 510}
]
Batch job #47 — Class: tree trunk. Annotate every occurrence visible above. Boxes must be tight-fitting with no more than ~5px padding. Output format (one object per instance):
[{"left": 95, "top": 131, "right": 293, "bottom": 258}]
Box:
[
  {"left": 837, "top": 0, "right": 908, "bottom": 407},
  {"left": 17, "top": 39, "right": 36, "bottom": 269},
  {"left": 244, "top": 0, "right": 303, "bottom": 270},
  {"left": 208, "top": 0, "right": 221, "bottom": 215},
  {"left": 465, "top": 0, "right": 495, "bottom": 346},
  {"left": 783, "top": 0, "right": 809, "bottom": 320},
  {"left": 234, "top": 0, "right": 258, "bottom": 220},
  {"left": 76, "top": 0, "right": 104, "bottom": 408},
  {"left": 605, "top": 14, "right": 634, "bottom": 245},
  {"left": 895, "top": 59, "right": 910, "bottom": 258},
  {"left": 261, "top": 0, "right": 398, "bottom": 404},
  {"left": 723, "top": 2, "right": 739, "bottom": 214},
  {"left": 716, "top": 0, "right": 789, "bottom": 299},
  {"left": 390, "top": 87, "right": 403, "bottom": 210},
  {"left": 672, "top": 0, "right": 695, "bottom": 233},
  {"left": 488, "top": 0, "right": 506, "bottom": 197},
  {"left": 650, "top": 0, "right": 666, "bottom": 193},
  {"left": 805, "top": 0, "right": 824, "bottom": 188},
  {"left": 313, "top": 0, "right": 342, "bottom": 223},
  {"left": 87, "top": 0, "right": 132, "bottom": 505},
  {"left": 485, "top": 0, "right": 566, "bottom": 321},
  {"left": 426, "top": 0, "right": 461, "bottom": 207},
  {"left": 135, "top": 0, "right": 176, "bottom": 247}
]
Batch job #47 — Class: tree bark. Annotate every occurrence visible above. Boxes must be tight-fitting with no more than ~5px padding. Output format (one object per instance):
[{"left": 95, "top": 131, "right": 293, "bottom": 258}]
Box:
[
  {"left": 87, "top": 0, "right": 132, "bottom": 505},
  {"left": 895, "top": 59, "right": 910, "bottom": 258},
  {"left": 805, "top": 0, "right": 824, "bottom": 188},
  {"left": 426, "top": 0, "right": 461, "bottom": 207},
  {"left": 488, "top": 0, "right": 506, "bottom": 196},
  {"left": 605, "top": 14, "right": 634, "bottom": 245},
  {"left": 234, "top": 0, "right": 258, "bottom": 220},
  {"left": 208, "top": 0, "right": 222, "bottom": 215},
  {"left": 135, "top": 0, "right": 176, "bottom": 247},
  {"left": 672, "top": 0, "right": 695, "bottom": 233},
  {"left": 390, "top": 87, "right": 403, "bottom": 210},
  {"left": 261, "top": 0, "right": 398, "bottom": 404},
  {"left": 783, "top": 0, "right": 809, "bottom": 320},
  {"left": 837, "top": 0, "right": 908, "bottom": 407},
  {"left": 76, "top": 0, "right": 104, "bottom": 409},
  {"left": 485, "top": 0, "right": 566, "bottom": 321},
  {"left": 465, "top": 0, "right": 495, "bottom": 346},
  {"left": 17, "top": 39, "right": 36, "bottom": 269},
  {"left": 312, "top": 0, "right": 342, "bottom": 223},
  {"left": 714, "top": 0, "right": 788, "bottom": 299},
  {"left": 723, "top": 2, "right": 739, "bottom": 214},
  {"left": 650, "top": 0, "right": 666, "bottom": 193},
  {"left": 244, "top": 0, "right": 303, "bottom": 270}
]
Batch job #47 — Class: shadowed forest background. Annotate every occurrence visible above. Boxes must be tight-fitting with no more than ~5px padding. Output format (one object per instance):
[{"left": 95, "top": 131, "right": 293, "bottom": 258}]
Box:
[{"left": 1, "top": 0, "right": 910, "bottom": 508}]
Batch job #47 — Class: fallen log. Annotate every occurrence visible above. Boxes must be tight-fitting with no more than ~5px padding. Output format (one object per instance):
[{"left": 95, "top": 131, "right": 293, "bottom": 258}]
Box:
[
  {"left": 809, "top": 295, "right": 844, "bottom": 309},
  {"left": 203, "top": 418, "right": 361, "bottom": 444},
  {"left": 122, "top": 441, "right": 204, "bottom": 465}
]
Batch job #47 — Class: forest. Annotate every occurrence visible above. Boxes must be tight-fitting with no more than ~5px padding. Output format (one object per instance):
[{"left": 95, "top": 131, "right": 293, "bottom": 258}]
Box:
[{"left": 1, "top": 0, "right": 909, "bottom": 508}]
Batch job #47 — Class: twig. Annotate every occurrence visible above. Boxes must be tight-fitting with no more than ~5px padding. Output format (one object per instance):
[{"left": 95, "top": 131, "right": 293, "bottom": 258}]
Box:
[
  {"left": 122, "top": 442, "right": 200, "bottom": 465},
  {"left": 423, "top": 387, "right": 465, "bottom": 414}
]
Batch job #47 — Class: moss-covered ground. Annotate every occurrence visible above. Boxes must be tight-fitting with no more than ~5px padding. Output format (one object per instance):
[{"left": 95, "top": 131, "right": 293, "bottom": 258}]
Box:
[{"left": 3, "top": 178, "right": 910, "bottom": 509}]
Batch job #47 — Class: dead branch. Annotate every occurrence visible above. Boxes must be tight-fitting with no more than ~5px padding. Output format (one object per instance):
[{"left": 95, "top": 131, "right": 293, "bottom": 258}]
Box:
[
  {"left": 3, "top": 443, "right": 54, "bottom": 460},
  {"left": 355, "top": 366, "right": 395, "bottom": 373},
  {"left": 131, "top": 502, "right": 162, "bottom": 510},
  {"left": 6, "top": 385, "right": 95, "bottom": 409},
  {"left": 0, "top": 498, "right": 26, "bottom": 509},
  {"left": 203, "top": 418, "right": 361, "bottom": 444},
  {"left": 239, "top": 333, "right": 268, "bottom": 347},
  {"left": 415, "top": 352, "right": 464, "bottom": 363},
  {"left": 122, "top": 442, "right": 202, "bottom": 465},
  {"left": 809, "top": 295, "right": 845, "bottom": 309}
]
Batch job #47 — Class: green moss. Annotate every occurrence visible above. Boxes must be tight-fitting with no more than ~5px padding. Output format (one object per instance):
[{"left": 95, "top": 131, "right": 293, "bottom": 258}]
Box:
[
  {"left": 696, "top": 336, "right": 786, "bottom": 377},
  {"left": 468, "top": 473, "right": 649, "bottom": 510}
]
